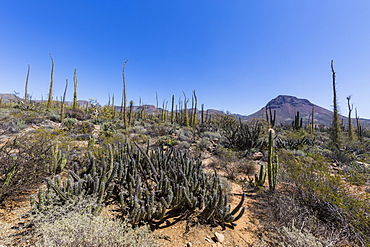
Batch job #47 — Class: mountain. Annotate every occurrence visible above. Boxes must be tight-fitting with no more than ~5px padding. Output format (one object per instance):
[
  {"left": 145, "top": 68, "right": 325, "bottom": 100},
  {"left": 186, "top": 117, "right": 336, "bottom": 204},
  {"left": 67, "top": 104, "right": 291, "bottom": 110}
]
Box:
[{"left": 242, "top": 95, "right": 370, "bottom": 127}]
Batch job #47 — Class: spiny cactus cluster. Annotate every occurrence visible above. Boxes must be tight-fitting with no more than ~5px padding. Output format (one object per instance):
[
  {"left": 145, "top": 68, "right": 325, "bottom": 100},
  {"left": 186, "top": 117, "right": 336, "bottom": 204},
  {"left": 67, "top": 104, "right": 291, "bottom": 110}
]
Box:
[
  {"left": 222, "top": 119, "right": 265, "bottom": 151},
  {"left": 275, "top": 136, "right": 315, "bottom": 150},
  {"left": 31, "top": 142, "right": 245, "bottom": 226}
]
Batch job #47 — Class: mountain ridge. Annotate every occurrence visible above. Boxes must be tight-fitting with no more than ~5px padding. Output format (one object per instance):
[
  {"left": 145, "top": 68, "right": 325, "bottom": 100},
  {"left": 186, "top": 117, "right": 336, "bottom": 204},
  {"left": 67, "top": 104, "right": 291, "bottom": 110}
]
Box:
[{"left": 242, "top": 95, "right": 370, "bottom": 127}]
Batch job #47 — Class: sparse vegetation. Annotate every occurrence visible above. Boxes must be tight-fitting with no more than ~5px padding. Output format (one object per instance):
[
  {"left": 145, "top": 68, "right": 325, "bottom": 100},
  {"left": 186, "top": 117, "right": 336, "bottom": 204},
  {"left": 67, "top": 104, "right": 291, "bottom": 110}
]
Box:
[{"left": 1, "top": 61, "right": 369, "bottom": 246}]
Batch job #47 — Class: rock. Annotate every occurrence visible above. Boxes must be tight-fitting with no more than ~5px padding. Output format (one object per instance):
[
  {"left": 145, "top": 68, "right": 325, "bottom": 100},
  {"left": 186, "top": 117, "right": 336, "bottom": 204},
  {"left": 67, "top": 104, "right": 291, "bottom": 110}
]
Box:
[
  {"left": 205, "top": 237, "right": 212, "bottom": 242},
  {"left": 158, "top": 234, "right": 172, "bottom": 241},
  {"left": 253, "top": 152, "right": 263, "bottom": 160},
  {"left": 214, "top": 232, "right": 225, "bottom": 243},
  {"left": 212, "top": 243, "right": 223, "bottom": 247},
  {"left": 186, "top": 242, "right": 192, "bottom": 247}
]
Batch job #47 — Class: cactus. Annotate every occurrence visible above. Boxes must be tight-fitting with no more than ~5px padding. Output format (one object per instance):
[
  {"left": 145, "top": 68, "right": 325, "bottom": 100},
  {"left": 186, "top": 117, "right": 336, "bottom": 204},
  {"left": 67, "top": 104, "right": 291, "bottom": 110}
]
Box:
[
  {"left": 256, "top": 163, "right": 266, "bottom": 187},
  {"left": 265, "top": 106, "right": 276, "bottom": 128},
  {"left": 24, "top": 64, "right": 30, "bottom": 103},
  {"left": 72, "top": 68, "right": 78, "bottom": 110},
  {"left": 31, "top": 142, "right": 244, "bottom": 226},
  {"left": 60, "top": 79, "right": 68, "bottom": 122},
  {"left": 292, "top": 111, "right": 302, "bottom": 130},
  {"left": 47, "top": 54, "right": 54, "bottom": 110},
  {"left": 267, "top": 129, "right": 278, "bottom": 191},
  {"left": 171, "top": 95, "right": 175, "bottom": 124}
]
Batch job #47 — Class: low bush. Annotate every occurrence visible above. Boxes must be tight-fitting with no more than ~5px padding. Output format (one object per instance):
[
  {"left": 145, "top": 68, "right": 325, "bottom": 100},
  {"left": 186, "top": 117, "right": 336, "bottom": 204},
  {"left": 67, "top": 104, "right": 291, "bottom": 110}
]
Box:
[{"left": 32, "top": 197, "right": 159, "bottom": 247}]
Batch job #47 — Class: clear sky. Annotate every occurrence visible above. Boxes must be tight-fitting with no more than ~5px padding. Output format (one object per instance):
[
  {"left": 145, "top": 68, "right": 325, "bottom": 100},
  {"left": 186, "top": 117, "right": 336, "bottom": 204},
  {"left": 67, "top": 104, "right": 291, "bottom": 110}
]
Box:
[{"left": 1, "top": 1, "right": 370, "bottom": 118}]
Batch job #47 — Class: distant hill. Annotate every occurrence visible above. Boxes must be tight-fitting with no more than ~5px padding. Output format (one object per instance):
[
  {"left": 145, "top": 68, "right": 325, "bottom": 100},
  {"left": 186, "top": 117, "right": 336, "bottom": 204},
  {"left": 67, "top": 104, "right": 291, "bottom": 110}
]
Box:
[
  {"left": 1, "top": 93, "right": 369, "bottom": 127},
  {"left": 242, "top": 95, "right": 370, "bottom": 127}
]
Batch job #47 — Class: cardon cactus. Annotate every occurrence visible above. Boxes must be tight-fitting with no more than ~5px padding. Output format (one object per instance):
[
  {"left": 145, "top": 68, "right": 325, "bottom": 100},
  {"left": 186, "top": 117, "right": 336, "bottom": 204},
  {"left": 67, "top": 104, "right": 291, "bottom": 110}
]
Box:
[{"left": 267, "top": 129, "right": 278, "bottom": 191}]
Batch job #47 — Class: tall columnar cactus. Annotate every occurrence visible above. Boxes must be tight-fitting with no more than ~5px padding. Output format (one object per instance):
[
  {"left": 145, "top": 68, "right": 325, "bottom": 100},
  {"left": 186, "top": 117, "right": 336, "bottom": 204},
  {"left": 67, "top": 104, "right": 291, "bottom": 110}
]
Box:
[
  {"left": 347, "top": 96, "right": 353, "bottom": 141},
  {"left": 60, "top": 79, "right": 68, "bottom": 122},
  {"left": 265, "top": 106, "right": 276, "bottom": 128},
  {"left": 192, "top": 90, "right": 198, "bottom": 126},
  {"left": 331, "top": 60, "right": 341, "bottom": 146},
  {"left": 267, "top": 129, "right": 278, "bottom": 191},
  {"left": 24, "top": 64, "right": 30, "bottom": 103},
  {"left": 72, "top": 68, "right": 78, "bottom": 110},
  {"left": 292, "top": 111, "right": 302, "bottom": 130},
  {"left": 127, "top": 100, "right": 133, "bottom": 127},
  {"left": 355, "top": 108, "right": 363, "bottom": 142},
  {"left": 183, "top": 91, "right": 189, "bottom": 126},
  {"left": 161, "top": 100, "right": 167, "bottom": 122},
  {"left": 171, "top": 95, "right": 175, "bottom": 124},
  {"left": 121, "top": 60, "right": 128, "bottom": 127},
  {"left": 47, "top": 54, "right": 54, "bottom": 110},
  {"left": 311, "top": 106, "right": 315, "bottom": 134}
]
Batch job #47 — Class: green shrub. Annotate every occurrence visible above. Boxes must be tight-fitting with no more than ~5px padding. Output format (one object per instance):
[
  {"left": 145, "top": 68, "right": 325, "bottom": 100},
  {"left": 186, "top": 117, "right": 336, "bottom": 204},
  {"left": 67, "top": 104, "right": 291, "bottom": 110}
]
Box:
[
  {"left": 63, "top": 118, "right": 78, "bottom": 130},
  {"left": 277, "top": 149, "right": 370, "bottom": 245}
]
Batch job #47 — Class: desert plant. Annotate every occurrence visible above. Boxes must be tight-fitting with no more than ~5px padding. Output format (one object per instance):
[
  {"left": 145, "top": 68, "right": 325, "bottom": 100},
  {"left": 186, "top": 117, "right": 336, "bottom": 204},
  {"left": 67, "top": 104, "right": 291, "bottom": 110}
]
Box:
[
  {"left": 221, "top": 118, "right": 264, "bottom": 151},
  {"left": 292, "top": 111, "right": 302, "bottom": 130},
  {"left": 331, "top": 60, "right": 341, "bottom": 146},
  {"left": 346, "top": 96, "right": 353, "bottom": 141},
  {"left": 72, "top": 68, "right": 78, "bottom": 110},
  {"left": 60, "top": 79, "right": 68, "bottom": 122},
  {"left": 265, "top": 106, "right": 276, "bottom": 128},
  {"left": 267, "top": 129, "right": 278, "bottom": 191},
  {"left": 121, "top": 60, "right": 128, "bottom": 127},
  {"left": 31, "top": 196, "right": 159, "bottom": 247},
  {"left": 31, "top": 143, "right": 245, "bottom": 227},
  {"left": 0, "top": 129, "right": 67, "bottom": 203},
  {"left": 63, "top": 117, "right": 78, "bottom": 130},
  {"left": 47, "top": 54, "right": 54, "bottom": 110},
  {"left": 24, "top": 64, "right": 30, "bottom": 103}
]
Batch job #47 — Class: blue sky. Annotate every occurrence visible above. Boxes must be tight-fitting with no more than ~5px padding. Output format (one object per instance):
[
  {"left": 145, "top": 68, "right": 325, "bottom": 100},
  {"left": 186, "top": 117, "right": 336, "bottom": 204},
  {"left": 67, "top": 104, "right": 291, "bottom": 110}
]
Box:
[{"left": 1, "top": 1, "right": 370, "bottom": 117}]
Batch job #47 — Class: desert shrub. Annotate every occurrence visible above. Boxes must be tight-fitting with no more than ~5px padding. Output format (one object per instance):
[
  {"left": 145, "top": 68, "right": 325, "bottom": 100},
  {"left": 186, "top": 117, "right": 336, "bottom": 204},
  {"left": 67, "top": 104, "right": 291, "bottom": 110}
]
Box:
[
  {"left": 177, "top": 141, "right": 191, "bottom": 150},
  {"left": 176, "top": 127, "right": 194, "bottom": 142},
  {"left": 155, "top": 135, "right": 178, "bottom": 148},
  {"left": 146, "top": 123, "right": 173, "bottom": 137},
  {"left": 63, "top": 118, "right": 78, "bottom": 130},
  {"left": 0, "top": 129, "right": 69, "bottom": 203},
  {"left": 201, "top": 131, "right": 222, "bottom": 141},
  {"left": 32, "top": 197, "right": 159, "bottom": 247},
  {"left": 213, "top": 147, "right": 255, "bottom": 180},
  {"left": 100, "top": 122, "right": 115, "bottom": 138},
  {"left": 65, "top": 109, "right": 89, "bottom": 120},
  {"left": 129, "top": 133, "right": 149, "bottom": 144},
  {"left": 9, "top": 119, "right": 26, "bottom": 132},
  {"left": 277, "top": 149, "right": 370, "bottom": 245},
  {"left": 130, "top": 125, "right": 148, "bottom": 135},
  {"left": 196, "top": 138, "right": 211, "bottom": 151},
  {"left": 72, "top": 121, "right": 95, "bottom": 134}
]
